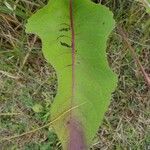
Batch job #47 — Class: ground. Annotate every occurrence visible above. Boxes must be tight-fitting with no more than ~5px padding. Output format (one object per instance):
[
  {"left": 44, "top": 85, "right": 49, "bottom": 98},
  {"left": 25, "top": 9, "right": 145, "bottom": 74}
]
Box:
[{"left": 0, "top": 0, "right": 150, "bottom": 150}]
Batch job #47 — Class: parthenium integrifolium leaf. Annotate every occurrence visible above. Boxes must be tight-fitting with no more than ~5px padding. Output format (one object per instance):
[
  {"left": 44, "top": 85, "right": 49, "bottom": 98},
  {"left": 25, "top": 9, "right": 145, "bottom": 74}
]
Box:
[{"left": 26, "top": 0, "right": 117, "bottom": 149}]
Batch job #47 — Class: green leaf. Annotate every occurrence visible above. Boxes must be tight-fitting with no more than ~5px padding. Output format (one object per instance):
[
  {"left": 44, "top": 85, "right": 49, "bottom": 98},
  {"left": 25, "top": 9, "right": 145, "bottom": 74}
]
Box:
[{"left": 26, "top": 0, "right": 117, "bottom": 149}]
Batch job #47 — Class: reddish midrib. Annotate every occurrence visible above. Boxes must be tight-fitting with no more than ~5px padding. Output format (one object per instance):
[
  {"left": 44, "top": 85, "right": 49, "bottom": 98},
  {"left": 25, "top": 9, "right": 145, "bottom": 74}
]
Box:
[
  {"left": 68, "top": 0, "right": 87, "bottom": 150},
  {"left": 70, "top": 0, "right": 75, "bottom": 98}
]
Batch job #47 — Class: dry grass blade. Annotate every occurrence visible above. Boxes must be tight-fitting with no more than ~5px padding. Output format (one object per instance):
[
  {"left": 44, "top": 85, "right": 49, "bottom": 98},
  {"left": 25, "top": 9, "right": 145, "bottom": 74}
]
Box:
[
  {"left": 20, "top": 35, "right": 37, "bottom": 70},
  {"left": 0, "top": 102, "right": 86, "bottom": 142},
  {"left": 0, "top": 112, "right": 22, "bottom": 116},
  {"left": 118, "top": 26, "right": 150, "bottom": 88},
  {"left": 140, "top": 0, "right": 150, "bottom": 7},
  {"left": 0, "top": 70, "right": 21, "bottom": 80}
]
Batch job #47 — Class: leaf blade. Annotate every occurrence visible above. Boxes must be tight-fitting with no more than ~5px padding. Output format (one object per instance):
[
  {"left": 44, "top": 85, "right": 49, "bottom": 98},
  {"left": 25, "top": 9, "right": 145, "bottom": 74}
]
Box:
[{"left": 26, "top": 0, "right": 117, "bottom": 149}]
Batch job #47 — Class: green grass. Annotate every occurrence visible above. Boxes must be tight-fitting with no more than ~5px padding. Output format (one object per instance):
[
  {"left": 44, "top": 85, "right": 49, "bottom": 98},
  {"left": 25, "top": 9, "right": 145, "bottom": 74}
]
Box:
[{"left": 0, "top": 0, "right": 150, "bottom": 149}]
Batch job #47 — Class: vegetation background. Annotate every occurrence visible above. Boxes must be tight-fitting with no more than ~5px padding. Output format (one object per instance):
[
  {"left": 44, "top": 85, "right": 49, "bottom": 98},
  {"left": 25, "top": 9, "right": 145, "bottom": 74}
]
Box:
[{"left": 0, "top": 0, "right": 150, "bottom": 149}]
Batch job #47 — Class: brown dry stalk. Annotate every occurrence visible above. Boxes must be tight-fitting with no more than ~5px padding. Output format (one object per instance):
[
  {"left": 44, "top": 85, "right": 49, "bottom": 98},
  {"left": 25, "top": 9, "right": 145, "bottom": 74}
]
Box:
[
  {"left": 118, "top": 26, "right": 150, "bottom": 88},
  {"left": 20, "top": 35, "right": 37, "bottom": 71}
]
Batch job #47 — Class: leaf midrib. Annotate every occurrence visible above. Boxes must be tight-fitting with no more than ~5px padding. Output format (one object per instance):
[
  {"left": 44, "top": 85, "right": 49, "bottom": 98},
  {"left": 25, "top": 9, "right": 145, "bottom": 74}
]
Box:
[
  {"left": 69, "top": 0, "right": 76, "bottom": 100},
  {"left": 68, "top": 1, "right": 87, "bottom": 149}
]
